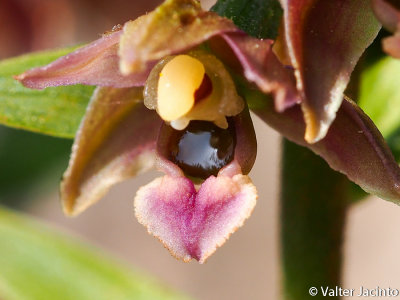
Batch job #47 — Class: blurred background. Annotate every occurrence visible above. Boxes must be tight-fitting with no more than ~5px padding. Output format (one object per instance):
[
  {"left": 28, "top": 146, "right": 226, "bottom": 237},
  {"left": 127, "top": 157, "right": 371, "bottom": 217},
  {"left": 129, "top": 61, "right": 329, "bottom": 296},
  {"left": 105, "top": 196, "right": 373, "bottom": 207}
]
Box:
[{"left": 1, "top": 0, "right": 400, "bottom": 299}]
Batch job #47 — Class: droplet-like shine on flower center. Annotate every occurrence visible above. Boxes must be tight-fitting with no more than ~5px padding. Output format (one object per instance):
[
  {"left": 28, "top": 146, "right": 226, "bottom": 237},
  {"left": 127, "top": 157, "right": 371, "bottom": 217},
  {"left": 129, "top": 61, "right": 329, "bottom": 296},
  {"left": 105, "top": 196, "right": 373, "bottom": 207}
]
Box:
[{"left": 168, "top": 120, "right": 236, "bottom": 180}]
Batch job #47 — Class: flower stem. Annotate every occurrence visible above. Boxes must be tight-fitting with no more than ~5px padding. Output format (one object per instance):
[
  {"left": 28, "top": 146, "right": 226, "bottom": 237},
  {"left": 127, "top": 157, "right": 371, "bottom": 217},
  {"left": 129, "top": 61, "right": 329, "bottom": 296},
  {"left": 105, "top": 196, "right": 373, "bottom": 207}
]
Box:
[{"left": 280, "top": 139, "right": 349, "bottom": 299}]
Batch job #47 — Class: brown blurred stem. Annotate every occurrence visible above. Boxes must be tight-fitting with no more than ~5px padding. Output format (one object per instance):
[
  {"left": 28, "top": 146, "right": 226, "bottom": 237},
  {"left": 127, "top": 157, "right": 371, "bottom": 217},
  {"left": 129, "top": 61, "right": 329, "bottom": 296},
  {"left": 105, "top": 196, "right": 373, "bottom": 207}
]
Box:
[{"left": 280, "top": 139, "right": 349, "bottom": 299}]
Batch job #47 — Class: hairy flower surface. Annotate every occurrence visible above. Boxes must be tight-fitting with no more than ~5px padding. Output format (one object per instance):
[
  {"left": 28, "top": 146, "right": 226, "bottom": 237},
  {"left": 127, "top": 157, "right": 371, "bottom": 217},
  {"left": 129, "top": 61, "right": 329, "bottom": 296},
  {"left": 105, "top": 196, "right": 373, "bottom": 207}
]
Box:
[{"left": 16, "top": 0, "right": 400, "bottom": 262}]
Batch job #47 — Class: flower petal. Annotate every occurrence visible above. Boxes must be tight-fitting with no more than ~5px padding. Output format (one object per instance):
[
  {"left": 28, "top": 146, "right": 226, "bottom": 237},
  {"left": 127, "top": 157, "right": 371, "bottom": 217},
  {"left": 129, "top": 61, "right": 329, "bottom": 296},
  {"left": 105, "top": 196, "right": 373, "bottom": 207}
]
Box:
[
  {"left": 372, "top": 0, "right": 400, "bottom": 32},
  {"left": 211, "top": 32, "right": 300, "bottom": 112},
  {"left": 61, "top": 87, "right": 162, "bottom": 216},
  {"left": 372, "top": 0, "right": 400, "bottom": 58},
  {"left": 254, "top": 97, "right": 400, "bottom": 203},
  {"left": 118, "top": 0, "right": 238, "bottom": 74},
  {"left": 230, "top": 105, "right": 257, "bottom": 175},
  {"left": 280, "top": 0, "right": 381, "bottom": 142},
  {"left": 16, "top": 29, "right": 150, "bottom": 89},
  {"left": 383, "top": 33, "right": 400, "bottom": 58},
  {"left": 135, "top": 105, "right": 257, "bottom": 262},
  {"left": 134, "top": 172, "right": 257, "bottom": 263}
]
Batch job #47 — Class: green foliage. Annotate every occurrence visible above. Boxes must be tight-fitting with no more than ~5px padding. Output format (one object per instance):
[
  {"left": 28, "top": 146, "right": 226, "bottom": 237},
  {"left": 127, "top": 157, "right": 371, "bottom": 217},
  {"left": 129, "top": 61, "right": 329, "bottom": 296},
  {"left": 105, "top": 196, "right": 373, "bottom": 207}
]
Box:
[
  {"left": 358, "top": 56, "right": 400, "bottom": 161},
  {"left": 0, "top": 126, "right": 71, "bottom": 207},
  {"left": 359, "top": 56, "right": 400, "bottom": 139},
  {"left": 0, "top": 47, "right": 94, "bottom": 138},
  {"left": 211, "top": 0, "right": 283, "bottom": 39},
  {"left": 0, "top": 207, "right": 189, "bottom": 300}
]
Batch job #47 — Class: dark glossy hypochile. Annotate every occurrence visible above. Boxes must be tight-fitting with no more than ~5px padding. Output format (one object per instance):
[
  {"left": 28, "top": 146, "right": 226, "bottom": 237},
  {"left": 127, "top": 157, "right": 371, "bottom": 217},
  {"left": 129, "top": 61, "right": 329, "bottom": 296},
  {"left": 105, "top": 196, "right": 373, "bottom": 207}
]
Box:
[{"left": 168, "top": 120, "right": 236, "bottom": 180}]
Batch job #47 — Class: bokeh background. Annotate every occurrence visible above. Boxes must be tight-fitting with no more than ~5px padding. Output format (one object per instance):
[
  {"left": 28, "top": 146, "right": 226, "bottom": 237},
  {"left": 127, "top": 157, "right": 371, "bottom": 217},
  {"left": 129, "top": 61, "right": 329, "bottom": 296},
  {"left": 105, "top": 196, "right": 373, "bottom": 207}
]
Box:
[{"left": 1, "top": 0, "right": 400, "bottom": 299}]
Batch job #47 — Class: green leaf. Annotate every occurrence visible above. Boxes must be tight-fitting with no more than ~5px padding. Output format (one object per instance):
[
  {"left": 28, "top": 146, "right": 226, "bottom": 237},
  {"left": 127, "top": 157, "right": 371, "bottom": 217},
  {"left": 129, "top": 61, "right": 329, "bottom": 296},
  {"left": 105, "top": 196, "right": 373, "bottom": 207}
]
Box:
[
  {"left": 211, "top": 0, "right": 283, "bottom": 39},
  {"left": 358, "top": 56, "right": 400, "bottom": 162},
  {"left": 359, "top": 56, "right": 400, "bottom": 138},
  {"left": 0, "top": 126, "right": 71, "bottom": 207},
  {"left": 0, "top": 47, "right": 94, "bottom": 138},
  {"left": 0, "top": 207, "right": 190, "bottom": 300}
]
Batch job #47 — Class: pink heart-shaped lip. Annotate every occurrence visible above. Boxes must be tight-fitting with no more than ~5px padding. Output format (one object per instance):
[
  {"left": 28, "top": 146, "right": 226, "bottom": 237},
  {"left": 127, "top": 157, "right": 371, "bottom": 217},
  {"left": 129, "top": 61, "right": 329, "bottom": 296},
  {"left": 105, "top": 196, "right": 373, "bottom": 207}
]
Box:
[{"left": 134, "top": 174, "right": 257, "bottom": 263}]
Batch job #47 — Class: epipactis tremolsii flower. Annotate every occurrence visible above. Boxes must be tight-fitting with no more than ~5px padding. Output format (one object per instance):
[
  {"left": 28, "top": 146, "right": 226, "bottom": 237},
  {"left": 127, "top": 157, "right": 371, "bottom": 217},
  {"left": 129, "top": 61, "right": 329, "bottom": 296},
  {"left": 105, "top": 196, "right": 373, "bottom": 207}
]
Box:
[{"left": 15, "top": 0, "right": 400, "bottom": 262}]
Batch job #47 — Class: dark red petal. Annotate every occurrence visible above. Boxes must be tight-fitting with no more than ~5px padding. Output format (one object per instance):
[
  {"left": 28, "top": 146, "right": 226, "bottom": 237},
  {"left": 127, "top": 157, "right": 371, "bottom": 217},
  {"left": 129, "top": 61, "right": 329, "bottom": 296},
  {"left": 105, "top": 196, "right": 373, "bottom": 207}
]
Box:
[
  {"left": 254, "top": 98, "right": 400, "bottom": 203},
  {"left": 280, "top": 0, "right": 381, "bottom": 142},
  {"left": 211, "top": 33, "right": 300, "bottom": 112},
  {"left": 16, "top": 30, "right": 151, "bottom": 89},
  {"left": 372, "top": 0, "right": 400, "bottom": 32},
  {"left": 372, "top": 0, "right": 400, "bottom": 58},
  {"left": 231, "top": 105, "right": 257, "bottom": 175},
  {"left": 383, "top": 34, "right": 400, "bottom": 58}
]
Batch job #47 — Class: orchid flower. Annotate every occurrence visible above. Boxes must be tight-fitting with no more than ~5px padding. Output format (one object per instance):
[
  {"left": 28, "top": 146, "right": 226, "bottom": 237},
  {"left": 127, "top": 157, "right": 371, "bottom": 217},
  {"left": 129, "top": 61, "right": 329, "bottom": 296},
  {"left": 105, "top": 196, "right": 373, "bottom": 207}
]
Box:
[
  {"left": 372, "top": 0, "right": 400, "bottom": 58},
  {"left": 15, "top": 0, "right": 400, "bottom": 263}
]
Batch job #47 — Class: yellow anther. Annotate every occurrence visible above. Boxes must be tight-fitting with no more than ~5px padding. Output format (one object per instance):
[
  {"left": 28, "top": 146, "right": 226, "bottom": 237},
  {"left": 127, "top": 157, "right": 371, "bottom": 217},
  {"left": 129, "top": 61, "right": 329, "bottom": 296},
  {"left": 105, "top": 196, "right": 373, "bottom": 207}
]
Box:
[{"left": 157, "top": 55, "right": 205, "bottom": 121}]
